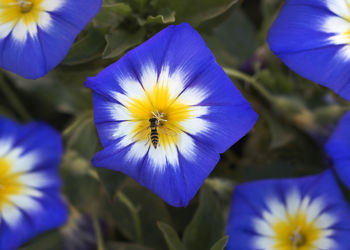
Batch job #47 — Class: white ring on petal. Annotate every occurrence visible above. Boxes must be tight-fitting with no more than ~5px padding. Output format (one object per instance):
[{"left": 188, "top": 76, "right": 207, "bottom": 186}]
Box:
[
  {"left": 2, "top": 204, "right": 22, "bottom": 228},
  {"left": 37, "top": 11, "right": 52, "bottom": 30},
  {"left": 0, "top": 22, "right": 16, "bottom": 39},
  {"left": 40, "top": 0, "right": 65, "bottom": 12},
  {"left": 12, "top": 19, "right": 28, "bottom": 43},
  {"left": 9, "top": 195, "right": 41, "bottom": 212},
  {"left": 177, "top": 86, "right": 209, "bottom": 106},
  {"left": 326, "top": 0, "right": 350, "bottom": 19}
]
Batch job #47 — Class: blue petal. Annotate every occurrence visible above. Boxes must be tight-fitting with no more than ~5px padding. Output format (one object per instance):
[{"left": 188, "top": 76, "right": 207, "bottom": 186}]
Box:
[
  {"left": 176, "top": 57, "right": 258, "bottom": 153},
  {"left": 0, "top": 195, "right": 68, "bottom": 249},
  {"left": 179, "top": 60, "right": 258, "bottom": 153},
  {"left": 326, "top": 111, "right": 350, "bottom": 189},
  {"left": 36, "top": 17, "right": 80, "bottom": 75},
  {"left": 0, "top": 0, "right": 102, "bottom": 79},
  {"left": 0, "top": 35, "right": 46, "bottom": 79},
  {"left": 274, "top": 45, "right": 350, "bottom": 101},
  {"left": 0, "top": 116, "right": 20, "bottom": 142},
  {"left": 85, "top": 23, "right": 215, "bottom": 100},
  {"left": 0, "top": 118, "right": 63, "bottom": 172},
  {"left": 268, "top": 2, "right": 350, "bottom": 101},
  {"left": 0, "top": 116, "right": 67, "bottom": 248},
  {"left": 191, "top": 106, "right": 257, "bottom": 155},
  {"left": 92, "top": 136, "right": 219, "bottom": 207},
  {"left": 91, "top": 94, "right": 120, "bottom": 147},
  {"left": 49, "top": 0, "right": 103, "bottom": 32},
  {"left": 37, "top": 0, "right": 102, "bottom": 75},
  {"left": 283, "top": 0, "right": 345, "bottom": 17},
  {"left": 128, "top": 23, "right": 214, "bottom": 86},
  {"left": 268, "top": 4, "right": 335, "bottom": 53},
  {"left": 226, "top": 170, "right": 350, "bottom": 249}
]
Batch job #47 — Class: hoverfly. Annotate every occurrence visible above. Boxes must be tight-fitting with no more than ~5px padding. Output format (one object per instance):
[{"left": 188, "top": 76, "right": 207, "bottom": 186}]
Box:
[{"left": 133, "top": 111, "right": 178, "bottom": 149}]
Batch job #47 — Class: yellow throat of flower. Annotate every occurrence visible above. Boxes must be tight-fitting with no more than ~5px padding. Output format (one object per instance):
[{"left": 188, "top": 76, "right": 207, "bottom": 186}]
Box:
[
  {"left": 272, "top": 212, "right": 322, "bottom": 250},
  {"left": 0, "top": 158, "right": 24, "bottom": 210},
  {"left": 17, "top": 0, "right": 34, "bottom": 13},
  {"left": 125, "top": 80, "right": 193, "bottom": 149},
  {"left": 0, "top": 0, "right": 42, "bottom": 26}
]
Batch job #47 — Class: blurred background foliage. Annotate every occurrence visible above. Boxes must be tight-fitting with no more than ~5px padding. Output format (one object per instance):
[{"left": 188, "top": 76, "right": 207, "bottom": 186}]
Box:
[{"left": 1, "top": 0, "right": 349, "bottom": 249}]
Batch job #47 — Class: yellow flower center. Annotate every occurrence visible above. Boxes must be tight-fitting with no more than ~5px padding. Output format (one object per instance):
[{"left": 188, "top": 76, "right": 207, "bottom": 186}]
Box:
[
  {"left": 0, "top": 0, "right": 43, "bottom": 26},
  {"left": 18, "top": 0, "right": 33, "bottom": 13},
  {"left": 272, "top": 212, "right": 321, "bottom": 250},
  {"left": 0, "top": 158, "right": 24, "bottom": 210},
  {"left": 125, "top": 81, "right": 193, "bottom": 149}
]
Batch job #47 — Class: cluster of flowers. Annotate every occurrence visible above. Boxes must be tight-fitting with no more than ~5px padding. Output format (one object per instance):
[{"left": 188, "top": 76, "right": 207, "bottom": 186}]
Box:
[{"left": 1, "top": 0, "right": 350, "bottom": 249}]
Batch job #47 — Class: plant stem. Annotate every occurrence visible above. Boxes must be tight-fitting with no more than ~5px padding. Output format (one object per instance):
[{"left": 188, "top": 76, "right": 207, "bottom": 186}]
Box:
[
  {"left": 117, "top": 191, "right": 143, "bottom": 244},
  {"left": 223, "top": 67, "right": 274, "bottom": 103},
  {"left": 0, "top": 75, "right": 31, "bottom": 121},
  {"left": 92, "top": 215, "right": 105, "bottom": 250}
]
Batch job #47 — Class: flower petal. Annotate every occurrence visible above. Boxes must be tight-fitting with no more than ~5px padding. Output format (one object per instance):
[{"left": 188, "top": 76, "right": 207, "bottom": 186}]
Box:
[
  {"left": 0, "top": 34, "right": 46, "bottom": 79},
  {"left": 0, "top": 116, "right": 68, "bottom": 249},
  {"left": 92, "top": 133, "right": 219, "bottom": 207},
  {"left": 226, "top": 170, "right": 350, "bottom": 249},
  {"left": 0, "top": 0, "right": 102, "bottom": 79},
  {"left": 268, "top": 1, "right": 350, "bottom": 101},
  {"left": 326, "top": 111, "right": 350, "bottom": 189}
]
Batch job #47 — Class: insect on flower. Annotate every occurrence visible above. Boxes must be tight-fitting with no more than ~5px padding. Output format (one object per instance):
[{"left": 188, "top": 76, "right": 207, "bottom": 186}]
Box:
[
  {"left": 134, "top": 111, "right": 178, "bottom": 149},
  {"left": 85, "top": 23, "right": 258, "bottom": 207},
  {"left": 0, "top": 0, "right": 102, "bottom": 79}
]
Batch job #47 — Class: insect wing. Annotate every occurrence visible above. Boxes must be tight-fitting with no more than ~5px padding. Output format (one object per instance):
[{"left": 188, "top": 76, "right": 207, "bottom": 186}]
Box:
[
  {"left": 158, "top": 126, "right": 178, "bottom": 137},
  {"left": 132, "top": 126, "right": 150, "bottom": 140}
]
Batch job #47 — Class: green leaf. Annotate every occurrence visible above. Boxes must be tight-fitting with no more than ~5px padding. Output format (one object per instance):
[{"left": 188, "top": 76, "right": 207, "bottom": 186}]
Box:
[
  {"left": 103, "top": 28, "right": 146, "bottom": 59},
  {"left": 204, "top": 178, "right": 235, "bottom": 202},
  {"left": 210, "top": 236, "right": 229, "bottom": 250},
  {"left": 314, "top": 105, "right": 349, "bottom": 127},
  {"left": 146, "top": 8, "right": 176, "bottom": 25},
  {"left": 102, "top": 3, "right": 132, "bottom": 17},
  {"left": 62, "top": 27, "right": 106, "bottom": 65},
  {"left": 63, "top": 111, "right": 99, "bottom": 160},
  {"left": 60, "top": 150, "right": 101, "bottom": 211},
  {"left": 6, "top": 70, "right": 93, "bottom": 115},
  {"left": 209, "top": 9, "right": 257, "bottom": 65},
  {"left": 157, "top": 222, "right": 186, "bottom": 250},
  {"left": 183, "top": 186, "right": 225, "bottom": 250},
  {"left": 19, "top": 230, "right": 63, "bottom": 250},
  {"left": 97, "top": 168, "right": 127, "bottom": 200},
  {"left": 94, "top": 6, "right": 125, "bottom": 28},
  {"left": 263, "top": 110, "right": 294, "bottom": 150},
  {"left": 106, "top": 242, "right": 154, "bottom": 250},
  {"left": 110, "top": 180, "right": 172, "bottom": 250},
  {"left": 156, "top": 0, "right": 238, "bottom": 26},
  {"left": 129, "top": 0, "right": 148, "bottom": 12}
]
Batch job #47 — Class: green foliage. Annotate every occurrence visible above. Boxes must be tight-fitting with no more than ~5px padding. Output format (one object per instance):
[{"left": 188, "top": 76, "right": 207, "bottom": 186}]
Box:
[
  {"left": 157, "top": 222, "right": 185, "bottom": 250},
  {"left": 1, "top": 0, "right": 350, "bottom": 249},
  {"left": 210, "top": 236, "right": 229, "bottom": 250},
  {"left": 183, "top": 186, "right": 225, "bottom": 250}
]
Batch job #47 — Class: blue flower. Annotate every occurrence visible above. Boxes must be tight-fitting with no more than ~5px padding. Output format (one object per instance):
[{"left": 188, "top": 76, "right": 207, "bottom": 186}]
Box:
[
  {"left": 326, "top": 111, "right": 350, "bottom": 190},
  {"left": 85, "top": 23, "right": 258, "bottom": 207},
  {"left": 227, "top": 170, "right": 350, "bottom": 250},
  {"left": 0, "top": 0, "right": 102, "bottom": 79},
  {"left": 268, "top": 0, "right": 350, "bottom": 101},
  {"left": 0, "top": 116, "right": 68, "bottom": 249},
  {"left": 61, "top": 207, "right": 99, "bottom": 250}
]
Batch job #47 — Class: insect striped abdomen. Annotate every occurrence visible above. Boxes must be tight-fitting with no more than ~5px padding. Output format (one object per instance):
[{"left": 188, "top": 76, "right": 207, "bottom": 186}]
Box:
[{"left": 150, "top": 128, "right": 159, "bottom": 148}]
